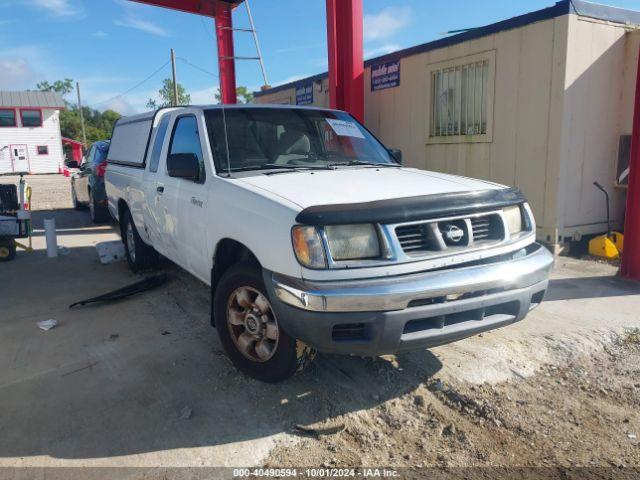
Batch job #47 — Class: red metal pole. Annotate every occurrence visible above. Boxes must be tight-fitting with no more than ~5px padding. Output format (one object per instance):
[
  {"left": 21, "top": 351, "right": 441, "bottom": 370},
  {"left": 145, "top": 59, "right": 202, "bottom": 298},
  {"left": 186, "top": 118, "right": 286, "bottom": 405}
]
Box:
[
  {"left": 621, "top": 47, "right": 640, "bottom": 280},
  {"left": 215, "top": 1, "right": 237, "bottom": 104},
  {"left": 326, "top": 0, "right": 364, "bottom": 121}
]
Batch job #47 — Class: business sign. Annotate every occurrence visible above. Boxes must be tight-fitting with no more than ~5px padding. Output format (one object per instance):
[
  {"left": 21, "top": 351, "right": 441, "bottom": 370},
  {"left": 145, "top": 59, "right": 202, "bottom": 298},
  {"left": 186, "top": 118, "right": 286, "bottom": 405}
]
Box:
[
  {"left": 371, "top": 59, "right": 400, "bottom": 91},
  {"left": 295, "top": 83, "right": 313, "bottom": 105}
]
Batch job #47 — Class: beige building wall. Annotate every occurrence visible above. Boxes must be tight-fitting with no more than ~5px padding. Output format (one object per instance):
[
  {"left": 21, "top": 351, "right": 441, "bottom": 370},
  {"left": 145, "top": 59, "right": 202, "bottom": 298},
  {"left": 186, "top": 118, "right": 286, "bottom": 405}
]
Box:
[
  {"left": 363, "top": 15, "right": 569, "bottom": 244},
  {"left": 256, "top": 12, "right": 638, "bottom": 246},
  {"left": 556, "top": 16, "right": 637, "bottom": 241}
]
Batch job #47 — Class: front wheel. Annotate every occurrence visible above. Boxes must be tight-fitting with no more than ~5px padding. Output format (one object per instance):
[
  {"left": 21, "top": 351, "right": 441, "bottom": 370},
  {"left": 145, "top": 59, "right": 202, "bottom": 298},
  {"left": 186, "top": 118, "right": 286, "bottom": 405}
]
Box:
[
  {"left": 121, "top": 209, "right": 159, "bottom": 273},
  {"left": 213, "top": 263, "right": 315, "bottom": 382}
]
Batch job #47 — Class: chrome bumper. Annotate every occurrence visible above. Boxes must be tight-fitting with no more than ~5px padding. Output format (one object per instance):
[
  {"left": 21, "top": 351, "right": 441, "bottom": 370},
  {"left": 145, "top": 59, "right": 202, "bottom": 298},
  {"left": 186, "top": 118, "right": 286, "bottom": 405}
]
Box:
[{"left": 272, "top": 243, "right": 554, "bottom": 313}]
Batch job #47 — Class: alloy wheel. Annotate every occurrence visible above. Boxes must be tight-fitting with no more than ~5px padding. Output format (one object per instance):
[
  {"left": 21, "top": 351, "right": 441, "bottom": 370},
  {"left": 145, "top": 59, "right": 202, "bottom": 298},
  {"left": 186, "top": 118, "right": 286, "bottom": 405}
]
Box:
[{"left": 226, "top": 286, "right": 280, "bottom": 362}]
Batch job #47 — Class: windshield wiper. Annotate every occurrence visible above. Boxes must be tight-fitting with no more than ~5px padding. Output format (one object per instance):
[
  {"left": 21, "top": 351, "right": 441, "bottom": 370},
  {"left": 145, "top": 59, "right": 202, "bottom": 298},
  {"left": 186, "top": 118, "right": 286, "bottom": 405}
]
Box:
[
  {"left": 229, "top": 163, "right": 331, "bottom": 173},
  {"left": 326, "top": 160, "right": 398, "bottom": 168}
]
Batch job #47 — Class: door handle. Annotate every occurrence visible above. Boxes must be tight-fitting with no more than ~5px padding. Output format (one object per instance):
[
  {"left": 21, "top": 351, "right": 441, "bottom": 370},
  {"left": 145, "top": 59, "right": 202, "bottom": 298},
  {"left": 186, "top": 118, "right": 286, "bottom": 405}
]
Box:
[{"left": 156, "top": 185, "right": 164, "bottom": 194}]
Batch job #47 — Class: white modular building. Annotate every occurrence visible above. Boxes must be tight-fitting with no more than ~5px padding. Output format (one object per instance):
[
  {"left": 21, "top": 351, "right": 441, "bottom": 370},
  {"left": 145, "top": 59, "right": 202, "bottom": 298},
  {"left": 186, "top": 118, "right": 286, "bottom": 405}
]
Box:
[{"left": 0, "top": 91, "right": 66, "bottom": 175}]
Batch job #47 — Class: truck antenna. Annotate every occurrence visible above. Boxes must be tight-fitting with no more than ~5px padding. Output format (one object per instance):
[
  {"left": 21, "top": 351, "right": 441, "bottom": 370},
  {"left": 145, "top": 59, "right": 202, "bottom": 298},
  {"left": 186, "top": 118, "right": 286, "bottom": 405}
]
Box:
[{"left": 221, "top": 106, "right": 232, "bottom": 177}]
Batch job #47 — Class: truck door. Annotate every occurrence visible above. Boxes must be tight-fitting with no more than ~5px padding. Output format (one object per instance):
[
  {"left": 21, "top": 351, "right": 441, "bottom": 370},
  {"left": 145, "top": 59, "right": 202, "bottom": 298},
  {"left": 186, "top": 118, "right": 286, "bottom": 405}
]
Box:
[
  {"left": 141, "top": 114, "right": 171, "bottom": 253},
  {"left": 161, "top": 114, "right": 211, "bottom": 279}
]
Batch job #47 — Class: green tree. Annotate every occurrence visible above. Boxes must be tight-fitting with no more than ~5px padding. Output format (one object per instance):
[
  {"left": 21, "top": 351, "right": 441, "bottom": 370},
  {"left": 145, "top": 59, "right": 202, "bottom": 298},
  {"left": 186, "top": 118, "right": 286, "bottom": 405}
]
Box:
[
  {"left": 36, "top": 78, "right": 74, "bottom": 97},
  {"left": 214, "top": 86, "right": 254, "bottom": 104},
  {"left": 146, "top": 78, "right": 191, "bottom": 109}
]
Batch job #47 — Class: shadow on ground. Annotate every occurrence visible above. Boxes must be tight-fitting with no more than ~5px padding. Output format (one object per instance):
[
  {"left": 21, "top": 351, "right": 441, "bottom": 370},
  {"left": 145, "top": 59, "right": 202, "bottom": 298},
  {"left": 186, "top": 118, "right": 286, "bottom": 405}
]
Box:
[
  {"left": 0, "top": 208, "right": 441, "bottom": 461},
  {"left": 546, "top": 275, "right": 640, "bottom": 301}
]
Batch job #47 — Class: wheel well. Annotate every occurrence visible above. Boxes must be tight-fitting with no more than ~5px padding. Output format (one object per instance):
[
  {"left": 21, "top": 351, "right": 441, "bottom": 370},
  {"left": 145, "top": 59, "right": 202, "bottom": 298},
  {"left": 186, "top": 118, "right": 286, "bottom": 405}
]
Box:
[{"left": 211, "top": 239, "right": 259, "bottom": 319}]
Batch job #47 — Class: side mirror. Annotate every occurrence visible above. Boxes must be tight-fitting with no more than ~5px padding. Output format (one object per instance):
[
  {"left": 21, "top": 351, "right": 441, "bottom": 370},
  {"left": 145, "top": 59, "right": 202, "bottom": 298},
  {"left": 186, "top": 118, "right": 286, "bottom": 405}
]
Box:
[
  {"left": 66, "top": 161, "right": 79, "bottom": 169},
  {"left": 388, "top": 148, "right": 402, "bottom": 165},
  {"left": 167, "top": 153, "right": 200, "bottom": 180}
]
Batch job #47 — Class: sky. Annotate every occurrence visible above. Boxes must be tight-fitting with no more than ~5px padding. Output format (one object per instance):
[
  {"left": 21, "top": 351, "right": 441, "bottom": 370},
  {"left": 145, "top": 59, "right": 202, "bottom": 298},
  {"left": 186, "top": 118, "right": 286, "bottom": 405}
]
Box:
[{"left": 1, "top": 0, "right": 640, "bottom": 115}]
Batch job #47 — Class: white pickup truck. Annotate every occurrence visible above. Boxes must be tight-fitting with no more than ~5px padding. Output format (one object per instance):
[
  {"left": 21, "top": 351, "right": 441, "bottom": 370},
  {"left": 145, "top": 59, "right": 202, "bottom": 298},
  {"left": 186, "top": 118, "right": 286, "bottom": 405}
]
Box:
[{"left": 106, "top": 105, "right": 553, "bottom": 382}]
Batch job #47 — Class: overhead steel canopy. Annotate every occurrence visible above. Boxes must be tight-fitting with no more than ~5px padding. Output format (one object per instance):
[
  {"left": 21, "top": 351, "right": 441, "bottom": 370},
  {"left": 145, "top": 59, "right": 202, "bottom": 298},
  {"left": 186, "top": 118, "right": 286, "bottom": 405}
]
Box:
[
  {"left": 127, "top": 0, "right": 365, "bottom": 118},
  {"left": 128, "top": 0, "right": 244, "bottom": 18}
]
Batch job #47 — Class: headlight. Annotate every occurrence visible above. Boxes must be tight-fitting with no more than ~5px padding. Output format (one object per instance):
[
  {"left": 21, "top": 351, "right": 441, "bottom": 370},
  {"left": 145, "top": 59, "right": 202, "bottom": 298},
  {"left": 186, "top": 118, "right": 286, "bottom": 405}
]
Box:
[
  {"left": 503, "top": 205, "right": 523, "bottom": 235},
  {"left": 325, "top": 224, "right": 380, "bottom": 261},
  {"left": 292, "top": 226, "right": 326, "bottom": 268}
]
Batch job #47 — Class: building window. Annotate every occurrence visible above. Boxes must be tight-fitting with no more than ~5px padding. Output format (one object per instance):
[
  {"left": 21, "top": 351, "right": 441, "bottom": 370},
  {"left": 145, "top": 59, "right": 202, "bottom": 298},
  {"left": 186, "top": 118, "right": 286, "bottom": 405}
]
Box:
[
  {"left": 0, "top": 109, "right": 16, "bottom": 127},
  {"left": 37, "top": 145, "right": 49, "bottom": 155},
  {"left": 20, "top": 109, "right": 43, "bottom": 127},
  {"left": 429, "top": 52, "right": 494, "bottom": 141}
]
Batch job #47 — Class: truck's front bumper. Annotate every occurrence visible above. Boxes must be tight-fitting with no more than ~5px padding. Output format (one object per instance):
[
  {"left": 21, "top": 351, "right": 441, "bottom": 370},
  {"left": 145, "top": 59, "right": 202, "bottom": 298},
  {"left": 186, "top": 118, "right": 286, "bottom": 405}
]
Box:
[{"left": 263, "top": 243, "right": 553, "bottom": 356}]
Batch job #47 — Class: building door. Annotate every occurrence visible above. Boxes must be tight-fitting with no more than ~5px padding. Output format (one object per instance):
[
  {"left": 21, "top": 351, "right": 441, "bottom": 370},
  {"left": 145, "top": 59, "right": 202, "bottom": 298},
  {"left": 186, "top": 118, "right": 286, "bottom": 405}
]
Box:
[{"left": 10, "top": 145, "right": 30, "bottom": 173}]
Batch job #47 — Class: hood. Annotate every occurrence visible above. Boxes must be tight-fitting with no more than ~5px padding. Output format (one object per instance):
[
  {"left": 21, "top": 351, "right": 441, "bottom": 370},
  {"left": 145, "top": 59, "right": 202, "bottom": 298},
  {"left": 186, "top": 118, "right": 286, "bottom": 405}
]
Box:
[{"left": 236, "top": 167, "right": 503, "bottom": 209}]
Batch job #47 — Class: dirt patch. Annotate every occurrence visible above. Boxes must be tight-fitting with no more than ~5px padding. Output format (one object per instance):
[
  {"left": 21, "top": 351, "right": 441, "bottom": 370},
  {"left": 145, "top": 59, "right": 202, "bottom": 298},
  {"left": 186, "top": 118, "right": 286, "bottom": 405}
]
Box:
[{"left": 265, "top": 331, "right": 640, "bottom": 469}]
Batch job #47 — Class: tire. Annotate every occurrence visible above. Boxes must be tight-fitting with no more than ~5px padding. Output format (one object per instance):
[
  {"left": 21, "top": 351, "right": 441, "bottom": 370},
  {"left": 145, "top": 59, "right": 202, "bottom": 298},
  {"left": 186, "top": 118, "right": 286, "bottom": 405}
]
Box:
[
  {"left": 71, "top": 183, "right": 82, "bottom": 210},
  {"left": 213, "top": 262, "right": 315, "bottom": 383},
  {"left": 0, "top": 238, "right": 16, "bottom": 262},
  {"left": 89, "top": 189, "right": 109, "bottom": 223},
  {"left": 121, "top": 209, "right": 159, "bottom": 273}
]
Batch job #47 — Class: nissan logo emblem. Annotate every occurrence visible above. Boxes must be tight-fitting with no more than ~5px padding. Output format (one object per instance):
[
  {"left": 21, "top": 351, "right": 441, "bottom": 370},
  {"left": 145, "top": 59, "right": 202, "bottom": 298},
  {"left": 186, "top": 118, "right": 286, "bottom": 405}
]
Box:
[{"left": 444, "top": 224, "right": 465, "bottom": 243}]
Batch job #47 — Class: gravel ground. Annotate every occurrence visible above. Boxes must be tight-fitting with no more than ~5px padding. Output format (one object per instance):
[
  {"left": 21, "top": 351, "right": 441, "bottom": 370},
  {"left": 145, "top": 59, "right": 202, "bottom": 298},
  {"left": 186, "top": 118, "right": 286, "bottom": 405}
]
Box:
[
  {"left": 265, "top": 331, "right": 640, "bottom": 472},
  {"left": 0, "top": 174, "right": 72, "bottom": 211},
  {"left": 2, "top": 173, "right": 640, "bottom": 478}
]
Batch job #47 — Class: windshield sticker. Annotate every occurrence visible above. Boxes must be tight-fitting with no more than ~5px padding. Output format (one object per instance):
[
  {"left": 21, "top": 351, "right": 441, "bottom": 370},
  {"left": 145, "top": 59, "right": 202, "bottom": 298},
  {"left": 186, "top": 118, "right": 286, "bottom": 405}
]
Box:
[{"left": 326, "top": 119, "right": 365, "bottom": 139}]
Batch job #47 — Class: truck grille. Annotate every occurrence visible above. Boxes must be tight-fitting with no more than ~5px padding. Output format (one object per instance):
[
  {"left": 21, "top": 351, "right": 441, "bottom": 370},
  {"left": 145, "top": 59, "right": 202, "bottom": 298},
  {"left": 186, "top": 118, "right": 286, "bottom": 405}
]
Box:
[
  {"left": 470, "top": 215, "right": 503, "bottom": 242},
  {"left": 395, "top": 212, "right": 507, "bottom": 257},
  {"left": 395, "top": 224, "right": 432, "bottom": 253}
]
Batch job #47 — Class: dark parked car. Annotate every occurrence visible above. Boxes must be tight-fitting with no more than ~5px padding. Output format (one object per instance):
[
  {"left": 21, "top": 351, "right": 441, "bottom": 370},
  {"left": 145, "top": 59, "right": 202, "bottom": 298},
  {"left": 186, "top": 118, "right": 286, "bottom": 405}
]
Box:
[{"left": 71, "top": 140, "right": 110, "bottom": 223}]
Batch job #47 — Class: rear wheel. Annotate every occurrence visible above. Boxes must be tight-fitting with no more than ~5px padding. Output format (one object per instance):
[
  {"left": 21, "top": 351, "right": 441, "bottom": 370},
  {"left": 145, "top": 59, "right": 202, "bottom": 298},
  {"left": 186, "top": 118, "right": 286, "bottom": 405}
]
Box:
[
  {"left": 213, "top": 262, "right": 315, "bottom": 382},
  {"left": 89, "top": 189, "right": 109, "bottom": 223},
  {"left": 0, "top": 238, "right": 16, "bottom": 262},
  {"left": 122, "top": 209, "right": 159, "bottom": 272}
]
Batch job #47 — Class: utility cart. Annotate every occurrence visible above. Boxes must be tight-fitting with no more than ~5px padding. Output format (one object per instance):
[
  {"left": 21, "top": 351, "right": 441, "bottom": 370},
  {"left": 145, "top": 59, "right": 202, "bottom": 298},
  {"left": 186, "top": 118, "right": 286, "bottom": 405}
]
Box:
[{"left": 0, "top": 173, "right": 32, "bottom": 262}]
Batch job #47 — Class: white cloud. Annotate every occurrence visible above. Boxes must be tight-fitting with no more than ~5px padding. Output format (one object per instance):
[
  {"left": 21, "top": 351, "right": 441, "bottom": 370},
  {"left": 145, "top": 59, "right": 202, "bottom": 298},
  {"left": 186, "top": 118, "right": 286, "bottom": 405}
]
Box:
[
  {"left": 189, "top": 86, "right": 219, "bottom": 105},
  {"left": 364, "top": 6, "right": 411, "bottom": 42},
  {"left": 0, "top": 46, "right": 47, "bottom": 90},
  {"left": 87, "top": 88, "right": 155, "bottom": 115},
  {"left": 102, "top": 97, "right": 138, "bottom": 115},
  {"left": 30, "top": 0, "right": 82, "bottom": 17},
  {"left": 364, "top": 43, "right": 401, "bottom": 59},
  {"left": 114, "top": 16, "right": 169, "bottom": 36},
  {"left": 93, "top": 30, "right": 108, "bottom": 38},
  {"left": 0, "top": 58, "right": 37, "bottom": 89}
]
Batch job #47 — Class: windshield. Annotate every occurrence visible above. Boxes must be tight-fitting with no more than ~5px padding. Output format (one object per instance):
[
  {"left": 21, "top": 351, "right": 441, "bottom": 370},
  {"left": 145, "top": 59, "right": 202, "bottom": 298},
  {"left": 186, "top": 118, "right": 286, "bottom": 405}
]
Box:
[{"left": 204, "top": 107, "right": 398, "bottom": 174}]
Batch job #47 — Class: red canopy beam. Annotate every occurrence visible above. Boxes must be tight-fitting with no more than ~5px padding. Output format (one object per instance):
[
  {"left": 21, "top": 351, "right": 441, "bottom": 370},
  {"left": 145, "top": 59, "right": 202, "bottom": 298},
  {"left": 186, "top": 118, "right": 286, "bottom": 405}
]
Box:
[
  {"left": 128, "top": 0, "right": 366, "bottom": 111},
  {"left": 128, "top": 0, "right": 241, "bottom": 104},
  {"left": 326, "top": 0, "right": 364, "bottom": 121},
  {"left": 215, "top": 1, "right": 237, "bottom": 104},
  {"left": 621, "top": 47, "right": 640, "bottom": 281},
  {"left": 128, "top": 0, "right": 222, "bottom": 18}
]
